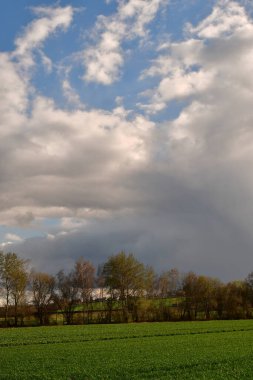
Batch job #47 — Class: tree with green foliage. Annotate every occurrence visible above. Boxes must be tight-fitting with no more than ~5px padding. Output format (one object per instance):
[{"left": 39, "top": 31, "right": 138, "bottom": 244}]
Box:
[
  {"left": 102, "top": 251, "right": 147, "bottom": 321},
  {"left": 223, "top": 280, "right": 249, "bottom": 319},
  {"left": 182, "top": 272, "right": 221, "bottom": 320},
  {"left": 0, "top": 252, "right": 28, "bottom": 326},
  {"left": 245, "top": 271, "right": 253, "bottom": 313}
]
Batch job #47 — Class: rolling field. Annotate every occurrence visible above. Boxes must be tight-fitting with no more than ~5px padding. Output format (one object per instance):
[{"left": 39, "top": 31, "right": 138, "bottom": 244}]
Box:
[{"left": 1, "top": 321, "right": 253, "bottom": 379}]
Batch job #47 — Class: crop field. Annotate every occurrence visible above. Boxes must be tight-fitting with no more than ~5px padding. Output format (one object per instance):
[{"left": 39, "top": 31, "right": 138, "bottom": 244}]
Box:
[{"left": 1, "top": 320, "right": 253, "bottom": 379}]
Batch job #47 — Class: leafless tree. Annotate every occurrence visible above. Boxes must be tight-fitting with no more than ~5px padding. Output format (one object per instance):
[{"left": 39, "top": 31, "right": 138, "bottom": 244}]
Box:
[
  {"left": 74, "top": 258, "right": 95, "bottom": 323},
  {"left": 30, "top": 271, "right": 55, "bottom": 325},
  {"left": 54, "top": 270, "right": 79, "bottom": 325}
]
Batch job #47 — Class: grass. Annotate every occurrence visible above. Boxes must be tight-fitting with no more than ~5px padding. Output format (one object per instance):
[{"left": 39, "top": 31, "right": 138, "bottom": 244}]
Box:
[{"left": 1, "top": 320, "right": 253, "bottom": 379}]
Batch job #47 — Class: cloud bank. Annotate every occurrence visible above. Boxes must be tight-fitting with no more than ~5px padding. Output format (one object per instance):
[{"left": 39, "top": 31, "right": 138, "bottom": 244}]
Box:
[{"left": 1, "top": 1, "right": 253, "bottom": 280}]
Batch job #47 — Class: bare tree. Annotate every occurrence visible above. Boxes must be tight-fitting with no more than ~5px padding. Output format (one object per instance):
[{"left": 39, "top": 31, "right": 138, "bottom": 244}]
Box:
[
  {"left": 156, "top": 268, "right": 181, "bottom": 298},
  {"left": 54, "top": 270, "right": 79, "bottom": 325},
  {"left": 30, "top": 271, "right": 55, "bottom": 325},
  {"left": 74, "top": 258, "right": 95, "bottom": 323},
  {"left": 96, "top": 263, "right": 106, "bottom": 299}
]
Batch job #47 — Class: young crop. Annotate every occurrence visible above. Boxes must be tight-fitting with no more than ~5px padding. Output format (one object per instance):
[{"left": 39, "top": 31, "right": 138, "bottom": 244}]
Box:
[{"left": 1, "top": 320, "right": 253, "bottom": 379}]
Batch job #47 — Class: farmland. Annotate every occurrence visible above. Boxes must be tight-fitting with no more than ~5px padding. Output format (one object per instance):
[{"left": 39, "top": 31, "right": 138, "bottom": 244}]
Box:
[{"left": 1, "top": 320, "right": 253, "bottom": 379}]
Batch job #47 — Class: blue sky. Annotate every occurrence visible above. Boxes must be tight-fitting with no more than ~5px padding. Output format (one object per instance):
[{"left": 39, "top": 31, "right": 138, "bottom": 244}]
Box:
[
  {"left": 0, "top": 1, "right": 215, "bottom": 112},
  {"left": 1, "top": 0, "right": 253, "bottom": 280}
]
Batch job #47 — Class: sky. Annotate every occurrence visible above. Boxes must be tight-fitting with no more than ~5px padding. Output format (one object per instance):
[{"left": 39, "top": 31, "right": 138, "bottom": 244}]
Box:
[{"left": 1, "top": 0, "right": 253, "bottom": 281}]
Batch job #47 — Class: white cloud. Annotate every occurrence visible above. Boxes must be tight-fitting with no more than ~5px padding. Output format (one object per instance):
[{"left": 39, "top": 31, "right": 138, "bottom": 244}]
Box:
[
  {"left": 0, "top": 53, "right": 28, "bottom": 134},
  {"left": 187, "top": 0, "right": 249, "bottom": 39},
  {"left": 14, "top": 6, "right": 74, "bottom": 68},
  {"left": 5, "top": 233, "right": 23, "bottom": 242},
  {"left": 0, "top": 233, "right": 23, "bottom": 250},
  {"left": 62, "top": 79, "right": 83, "bottom": 107},
  {"left": 83, "top": 0, "right": 167, "bottom": 84},
  {"left": 0, "top": 6, "right": 74, "bottom": 138},
  {"left": 0, "top": 5, "right": 155, "bottom": 226},
  {"left": 0, "top": 73, "right": 154, "bottom": 225},
  {"left": 139, "top": 1, "right": 253, "bottom": 113},
  {"left": 141, "top": 39, "right": 203, "bottom": 79},
  {"left": 39, "top": 50, "right": 53, "bottom": 73},
  {"left": 156, "top": 69, "right": 214, "bottom": 102}
]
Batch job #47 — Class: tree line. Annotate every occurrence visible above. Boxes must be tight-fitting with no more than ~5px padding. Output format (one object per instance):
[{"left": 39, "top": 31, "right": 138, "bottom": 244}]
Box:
[{"left": 0, "top": 250, "right": 253, "bottom": 327}]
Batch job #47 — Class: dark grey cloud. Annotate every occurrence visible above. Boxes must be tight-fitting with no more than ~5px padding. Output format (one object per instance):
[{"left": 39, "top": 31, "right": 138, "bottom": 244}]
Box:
[{"left": 11, "top": 203, "right": 253, "bottom": 281}]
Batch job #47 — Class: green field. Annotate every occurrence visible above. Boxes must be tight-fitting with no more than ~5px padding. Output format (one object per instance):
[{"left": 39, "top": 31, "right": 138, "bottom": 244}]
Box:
[{"left": 1, "top": 320, "right": 253, "bottom": 379}]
